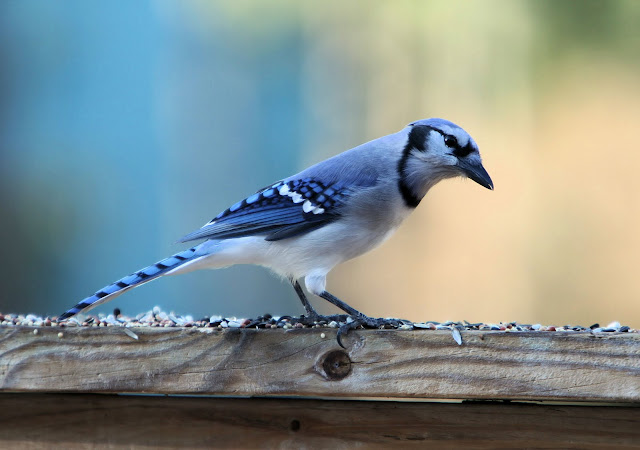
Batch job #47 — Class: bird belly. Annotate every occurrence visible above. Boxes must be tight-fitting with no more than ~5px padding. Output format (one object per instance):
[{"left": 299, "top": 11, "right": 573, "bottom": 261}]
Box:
[{"left": 260, "top": 210, "right": 409, "bottom": 280}]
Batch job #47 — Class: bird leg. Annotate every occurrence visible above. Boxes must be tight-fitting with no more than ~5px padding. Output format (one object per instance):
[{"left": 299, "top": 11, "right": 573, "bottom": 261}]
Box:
[
  {"left": 290, "top": 281, "right": 350, "bottom": 325},
  {"left": 319, "top": 290, "right": 410, "bottom": 348},
  {"left": 291, "top": 279, "right": 318, "bottom": 318},
  {"left": 318, "top": 290, "right": 367, "bottom": 317}
]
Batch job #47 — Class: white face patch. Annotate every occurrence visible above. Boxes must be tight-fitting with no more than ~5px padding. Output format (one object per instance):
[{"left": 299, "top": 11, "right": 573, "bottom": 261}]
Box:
[{"left": 412, "top": 147, "right": 457, "bottom": 166}]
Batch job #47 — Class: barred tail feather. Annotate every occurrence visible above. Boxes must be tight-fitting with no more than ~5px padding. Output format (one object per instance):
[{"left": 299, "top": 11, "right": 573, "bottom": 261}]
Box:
[{"left": 58, "top": 246, "right": 202, "bottom": 320}]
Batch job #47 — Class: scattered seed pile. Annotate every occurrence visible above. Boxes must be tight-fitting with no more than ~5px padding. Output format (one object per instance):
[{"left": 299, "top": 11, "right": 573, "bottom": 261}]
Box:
[{"left": 0, "top": 308, "right": 635, "bottom": 334}]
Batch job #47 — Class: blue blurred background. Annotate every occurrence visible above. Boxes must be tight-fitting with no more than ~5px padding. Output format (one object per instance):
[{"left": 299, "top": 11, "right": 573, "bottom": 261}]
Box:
[{"left": 1, "top": 0, "right": 639, "bottom": 326}]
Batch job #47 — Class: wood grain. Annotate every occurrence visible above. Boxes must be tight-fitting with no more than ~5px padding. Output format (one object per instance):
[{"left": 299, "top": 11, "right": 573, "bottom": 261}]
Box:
[
  {"left": 0, "top": 394, "right": 639, "bottom": 449},
  {"left": 1, "top": 326, "right": 639, "bottom": 402}
]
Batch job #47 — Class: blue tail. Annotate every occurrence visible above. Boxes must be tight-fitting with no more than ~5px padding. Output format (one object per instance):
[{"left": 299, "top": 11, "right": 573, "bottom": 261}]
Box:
[{"left": 59, "top": 246, "right": 201, "bottom": 320}]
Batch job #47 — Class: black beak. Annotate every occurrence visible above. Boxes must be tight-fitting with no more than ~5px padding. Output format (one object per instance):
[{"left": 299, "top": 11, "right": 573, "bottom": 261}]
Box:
[{"left": 456, "top": 159, "right": 494, "bottom": 190}]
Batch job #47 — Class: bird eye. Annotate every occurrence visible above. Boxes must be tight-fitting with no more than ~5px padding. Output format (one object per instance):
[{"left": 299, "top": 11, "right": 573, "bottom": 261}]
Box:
[{"left": 444, "top": 135, "right": 458, "bottom": 149}]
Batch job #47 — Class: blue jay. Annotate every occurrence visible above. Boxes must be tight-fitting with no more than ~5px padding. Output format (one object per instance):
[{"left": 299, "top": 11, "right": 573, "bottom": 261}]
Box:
[{"left": 60, "top": 118, "right": 493, "bottom": 340}]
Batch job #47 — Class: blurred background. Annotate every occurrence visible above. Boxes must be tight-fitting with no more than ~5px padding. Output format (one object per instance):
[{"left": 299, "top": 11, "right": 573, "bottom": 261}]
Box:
[{"left": 1, "top": 0, "right": 639, "bottom": 326}]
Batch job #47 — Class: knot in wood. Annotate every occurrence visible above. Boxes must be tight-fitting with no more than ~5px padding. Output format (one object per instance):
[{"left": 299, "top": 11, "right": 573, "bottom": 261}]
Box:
[{"left": 319, "top": 350, "right": 351, "bottom": 380}]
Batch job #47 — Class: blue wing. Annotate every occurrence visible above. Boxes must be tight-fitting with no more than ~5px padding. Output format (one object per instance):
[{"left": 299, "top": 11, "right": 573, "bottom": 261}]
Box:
[{"left": 179, "top": 178, "right": 352, "bottom": 243}]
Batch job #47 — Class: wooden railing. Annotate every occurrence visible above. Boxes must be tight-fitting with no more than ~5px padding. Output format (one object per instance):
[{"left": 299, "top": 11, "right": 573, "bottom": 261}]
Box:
[{"left": 1, "top": 326, "right": 639, "bottom": 447}]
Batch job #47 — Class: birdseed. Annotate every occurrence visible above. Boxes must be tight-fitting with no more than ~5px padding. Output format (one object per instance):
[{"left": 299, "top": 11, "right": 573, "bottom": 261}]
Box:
[{"left": 0, "top": 310, "right": 636, "bottom": 334}]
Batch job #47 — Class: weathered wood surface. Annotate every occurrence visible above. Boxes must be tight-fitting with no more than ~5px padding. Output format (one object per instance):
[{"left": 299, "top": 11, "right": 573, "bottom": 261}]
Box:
[
  {"left": 0, "top": 394, "right": 639, "bottom": 449},
  {"left": 1, "top": 326, "right": 639, "bottom": 402}
]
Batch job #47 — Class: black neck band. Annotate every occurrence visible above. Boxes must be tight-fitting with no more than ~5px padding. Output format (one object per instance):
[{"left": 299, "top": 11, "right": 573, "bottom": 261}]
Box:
[{"left": 397, "top": 125, "right": 432, "bottom": 208}]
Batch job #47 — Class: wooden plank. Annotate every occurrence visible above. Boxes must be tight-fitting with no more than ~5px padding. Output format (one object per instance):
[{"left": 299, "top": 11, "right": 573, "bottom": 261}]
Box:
[
  {"left": 0, "top": 394, "right": 639, "bottom": 449},
  {"left": 1, "top": 326, "right": 639, "bottom": 402}
]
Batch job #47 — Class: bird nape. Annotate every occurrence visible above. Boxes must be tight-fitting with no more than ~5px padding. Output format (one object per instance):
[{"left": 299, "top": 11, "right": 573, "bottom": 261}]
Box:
[{"left": 59, "top": 118, "right": 493, "bottom": 347}]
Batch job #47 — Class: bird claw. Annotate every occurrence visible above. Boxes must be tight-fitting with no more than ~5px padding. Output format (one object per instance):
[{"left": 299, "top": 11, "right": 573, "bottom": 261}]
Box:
[
  {"left": 336, "top": 316, "right": 413, "bottom": 348},
  {"left": 336, "top": 319, "right": 362, "bottom": 348},
  {"left": 291, "top": 312, "right": 412, "bottom": 348}
]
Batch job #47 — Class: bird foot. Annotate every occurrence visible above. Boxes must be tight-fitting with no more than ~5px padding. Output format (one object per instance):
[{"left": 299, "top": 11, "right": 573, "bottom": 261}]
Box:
[
  {"left": 336, "top": 315, "right": 412, "bottom": 348},
  {"left": 290, "top": 313, "right": 412, "bottom": 348}
]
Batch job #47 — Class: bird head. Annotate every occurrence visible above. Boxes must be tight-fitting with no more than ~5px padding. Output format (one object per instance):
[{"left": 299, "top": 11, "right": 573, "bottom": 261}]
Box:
[{"left": 397, "top": 118, "right": 493, "bottom": 207}]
